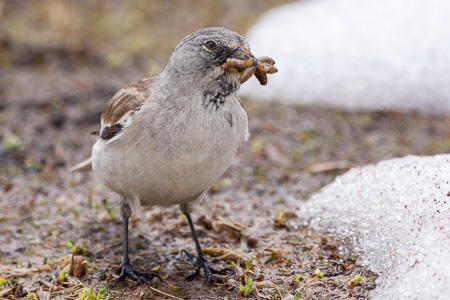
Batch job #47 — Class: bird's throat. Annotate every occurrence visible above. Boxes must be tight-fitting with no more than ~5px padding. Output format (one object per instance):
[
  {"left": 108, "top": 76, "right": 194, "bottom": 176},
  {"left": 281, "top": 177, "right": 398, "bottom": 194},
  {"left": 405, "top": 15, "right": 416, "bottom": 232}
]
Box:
[{"left": 202, "top": 74, "right": 239, "bottom": 110}]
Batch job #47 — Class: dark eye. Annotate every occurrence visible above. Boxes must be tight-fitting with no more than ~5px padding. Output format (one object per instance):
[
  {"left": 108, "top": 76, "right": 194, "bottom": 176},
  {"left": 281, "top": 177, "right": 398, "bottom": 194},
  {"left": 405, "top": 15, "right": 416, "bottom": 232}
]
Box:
[{"left": 205, "top": 41, "right": 217, "bottom": 51}]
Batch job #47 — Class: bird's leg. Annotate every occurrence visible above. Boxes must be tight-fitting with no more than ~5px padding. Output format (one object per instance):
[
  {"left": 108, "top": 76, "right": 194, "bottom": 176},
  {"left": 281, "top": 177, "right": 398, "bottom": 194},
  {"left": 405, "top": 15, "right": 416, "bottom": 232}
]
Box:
[
  {"left": 115, "top": 199, "right": 162, "bottom": 286},
  {"left": 181, "top": 212, "right": 234, "bottom": 285}
]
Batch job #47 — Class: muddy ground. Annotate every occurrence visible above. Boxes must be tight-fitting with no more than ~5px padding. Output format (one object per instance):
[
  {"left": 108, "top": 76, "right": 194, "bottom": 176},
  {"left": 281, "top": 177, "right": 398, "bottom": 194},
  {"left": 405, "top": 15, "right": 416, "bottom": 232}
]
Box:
[{"left": 1, "top": 1, "right": 450, "bottom": 299}]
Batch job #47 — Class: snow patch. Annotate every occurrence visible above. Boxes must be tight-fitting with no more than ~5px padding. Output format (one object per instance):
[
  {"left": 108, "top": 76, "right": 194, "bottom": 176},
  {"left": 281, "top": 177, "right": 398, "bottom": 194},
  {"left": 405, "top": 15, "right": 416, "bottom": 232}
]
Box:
[{"left": 302, "top": 154, "right": 450, "bottom": 299}]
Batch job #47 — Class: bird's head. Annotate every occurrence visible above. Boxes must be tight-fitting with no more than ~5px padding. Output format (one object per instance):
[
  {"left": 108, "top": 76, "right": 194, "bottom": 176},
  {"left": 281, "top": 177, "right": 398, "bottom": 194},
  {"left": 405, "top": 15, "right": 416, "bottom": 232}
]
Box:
[{"left": 164, "top": 27, "right": 251, "bottom": 89}]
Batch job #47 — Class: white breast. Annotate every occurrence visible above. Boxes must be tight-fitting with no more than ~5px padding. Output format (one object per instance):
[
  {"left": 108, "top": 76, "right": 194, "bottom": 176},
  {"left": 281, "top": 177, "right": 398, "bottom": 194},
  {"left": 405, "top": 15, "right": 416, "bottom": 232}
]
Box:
[{"left": 91, "top": 94, "right": 248, "bottom": 212}]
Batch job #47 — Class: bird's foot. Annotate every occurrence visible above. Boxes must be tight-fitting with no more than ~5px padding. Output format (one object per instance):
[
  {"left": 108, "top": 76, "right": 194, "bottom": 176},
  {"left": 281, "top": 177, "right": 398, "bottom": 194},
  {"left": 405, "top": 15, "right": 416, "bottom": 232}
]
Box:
[
  {"left": 115, "top": 258, "right": 162, "bottom": 286},
  {"left": 181, "top": 249, "right": 235, "bottom": 285}
]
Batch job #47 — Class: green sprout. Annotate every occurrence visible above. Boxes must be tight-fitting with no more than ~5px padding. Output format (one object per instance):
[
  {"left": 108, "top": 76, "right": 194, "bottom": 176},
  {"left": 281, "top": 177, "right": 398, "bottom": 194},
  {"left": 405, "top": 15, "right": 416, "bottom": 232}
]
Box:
[
  {"left": 65, "top": 241, "right": 75, "bottom": 249},
  {"left": 239, "top": 276, "right": 253, "bottom": 296},
  {"left": 78, "top": 287, "right": 110, "bottom": 300},
  {"left": 74, "top": 207, "right": 81, "bottom": 217},
  {"left": 65, "top": 241, "right": 83, "bottom": 254},
  {"left": 58, "top": 270, "right": 66, "bottom": 282},
  {"left": 245, "top": 259, "right": 253, "bottom": 274},
  {"left": 9, "top": 277, "right": 18, "bottom": 284},
  {"left": 264, "top": 250, "right": 279, "bottom": 264},
  {"left": 277, "top": 209, "right": 285, "bottom": 223},
  {"left": 353, "top": 273, "right": 363, "bottom": 282},
  {"left": 293, "top": 292, "right": 302, "bottom": 300},
  {"left": 349, "top": 273, "right": 364, "bottom": 286},
  {"left": 314, "top": 268, "right": 325, "bottom": 278},
  {"left": 0, "top": 276, "right": 7, "bottom": 286},
  {"left": 26, "top": 294, "right": 38, "bottom": 300}
]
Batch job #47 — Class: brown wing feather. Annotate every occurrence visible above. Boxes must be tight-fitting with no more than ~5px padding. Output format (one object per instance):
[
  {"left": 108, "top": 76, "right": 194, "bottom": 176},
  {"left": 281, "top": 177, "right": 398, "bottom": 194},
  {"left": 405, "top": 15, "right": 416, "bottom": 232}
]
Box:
[
  {"left": 101, "top": 77, "right": 154, "bottom": 126},
  {"left": 100, "top": 77, "right": 155, "bottom": 140}
]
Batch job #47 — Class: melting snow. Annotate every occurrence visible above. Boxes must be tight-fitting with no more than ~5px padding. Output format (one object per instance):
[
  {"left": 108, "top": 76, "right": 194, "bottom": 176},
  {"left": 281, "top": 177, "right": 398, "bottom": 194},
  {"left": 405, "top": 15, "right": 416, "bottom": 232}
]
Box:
[{"left": 302, "top": 154, "right": 450, "bottom": 299}]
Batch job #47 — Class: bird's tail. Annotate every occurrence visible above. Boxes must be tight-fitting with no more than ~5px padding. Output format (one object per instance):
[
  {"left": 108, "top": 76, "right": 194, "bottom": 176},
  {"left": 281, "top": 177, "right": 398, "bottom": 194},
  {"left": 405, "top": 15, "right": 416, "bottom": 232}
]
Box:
[{"left": 68, "top": 157, "right": 92, "bottom": 172}]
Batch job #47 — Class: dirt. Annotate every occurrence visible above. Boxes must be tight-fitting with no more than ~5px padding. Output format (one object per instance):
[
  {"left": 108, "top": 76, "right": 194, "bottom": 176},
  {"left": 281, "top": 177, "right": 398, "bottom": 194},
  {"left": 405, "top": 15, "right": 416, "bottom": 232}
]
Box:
[{"left": 1, "top": 1, "right": 450, "bottom": 299}]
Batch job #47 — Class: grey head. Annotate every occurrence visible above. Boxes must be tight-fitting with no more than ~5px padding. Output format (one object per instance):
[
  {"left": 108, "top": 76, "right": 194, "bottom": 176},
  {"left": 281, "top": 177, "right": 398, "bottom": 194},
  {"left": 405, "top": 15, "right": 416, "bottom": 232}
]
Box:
[{"left": 162, "top": 27, "right": 251, "bottom": 92}]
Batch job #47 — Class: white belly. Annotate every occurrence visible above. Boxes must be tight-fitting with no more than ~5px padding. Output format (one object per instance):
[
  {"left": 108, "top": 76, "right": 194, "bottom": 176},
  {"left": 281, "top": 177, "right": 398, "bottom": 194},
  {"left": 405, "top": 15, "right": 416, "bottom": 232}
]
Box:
[{"left": 92, "top": 98, "right": 248, "bottom": 209}]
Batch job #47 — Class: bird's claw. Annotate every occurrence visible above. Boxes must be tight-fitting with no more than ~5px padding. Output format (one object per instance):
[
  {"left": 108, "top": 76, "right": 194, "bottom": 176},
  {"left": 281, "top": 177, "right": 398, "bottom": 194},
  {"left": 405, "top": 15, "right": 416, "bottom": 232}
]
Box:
[
  {"left": 181, "top": 250, "right": 235, "bottom": 285},
  {"left": 115, "top": 258, "right": 162, "bottom": 286}
]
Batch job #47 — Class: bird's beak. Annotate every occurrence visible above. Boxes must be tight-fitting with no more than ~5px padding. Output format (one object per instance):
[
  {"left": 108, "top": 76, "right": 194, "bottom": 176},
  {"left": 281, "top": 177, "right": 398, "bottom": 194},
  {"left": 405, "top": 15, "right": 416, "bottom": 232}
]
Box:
[
  {"left": 231, "top": 44, "right": 253, "bottom": 61},
  {"left": 225, "top": 44, "right": 255, "bottom": 75}
]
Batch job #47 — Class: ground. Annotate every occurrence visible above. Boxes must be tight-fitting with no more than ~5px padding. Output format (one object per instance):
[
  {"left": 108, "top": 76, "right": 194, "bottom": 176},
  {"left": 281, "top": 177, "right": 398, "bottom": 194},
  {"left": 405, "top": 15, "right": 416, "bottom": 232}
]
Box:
[{"left": 1, "top": 1, "right": 450, "bottom": 299}]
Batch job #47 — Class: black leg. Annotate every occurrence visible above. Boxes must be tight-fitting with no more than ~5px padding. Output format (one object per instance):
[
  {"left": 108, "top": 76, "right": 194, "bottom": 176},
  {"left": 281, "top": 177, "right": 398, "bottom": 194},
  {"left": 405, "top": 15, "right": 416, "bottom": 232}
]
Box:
[
  {"left": 182, "top": 212, "right": 234, "bottom": 285},
  {"left": 115, "top": 215, "right": 162, "bottom": 286}
]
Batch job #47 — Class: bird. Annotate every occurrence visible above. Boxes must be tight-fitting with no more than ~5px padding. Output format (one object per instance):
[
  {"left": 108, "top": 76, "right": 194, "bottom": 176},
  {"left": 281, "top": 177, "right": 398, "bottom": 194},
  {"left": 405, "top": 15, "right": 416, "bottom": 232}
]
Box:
[{"left": 71, "top": 27, "right": 260, "bottom": 286}]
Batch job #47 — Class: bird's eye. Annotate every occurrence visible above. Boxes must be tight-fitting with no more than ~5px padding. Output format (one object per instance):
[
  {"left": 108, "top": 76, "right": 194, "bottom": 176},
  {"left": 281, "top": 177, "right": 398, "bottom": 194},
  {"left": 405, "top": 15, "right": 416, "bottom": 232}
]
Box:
[{"left": 205, "top": 41, "right": 217, "bottom": 51}]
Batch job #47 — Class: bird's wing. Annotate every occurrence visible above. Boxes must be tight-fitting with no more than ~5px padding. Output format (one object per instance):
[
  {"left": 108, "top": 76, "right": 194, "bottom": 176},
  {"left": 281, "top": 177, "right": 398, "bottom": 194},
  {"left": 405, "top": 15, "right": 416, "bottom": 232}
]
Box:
[
  {"left": 68, "top": 76, "right": 155, "bottom": 173},
  {"left": 100, "top": 76, "right": 155, "bottom": 141}
]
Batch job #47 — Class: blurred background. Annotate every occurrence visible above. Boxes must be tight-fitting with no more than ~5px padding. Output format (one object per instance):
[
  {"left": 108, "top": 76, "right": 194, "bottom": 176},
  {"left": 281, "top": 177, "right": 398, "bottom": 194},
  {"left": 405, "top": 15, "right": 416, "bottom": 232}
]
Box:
[
  {"left": 0, "top": 0, "right": 290, "bottom": 74},
  {"left": 241, "top": 0, "right": 450, "bottom": 112}
]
